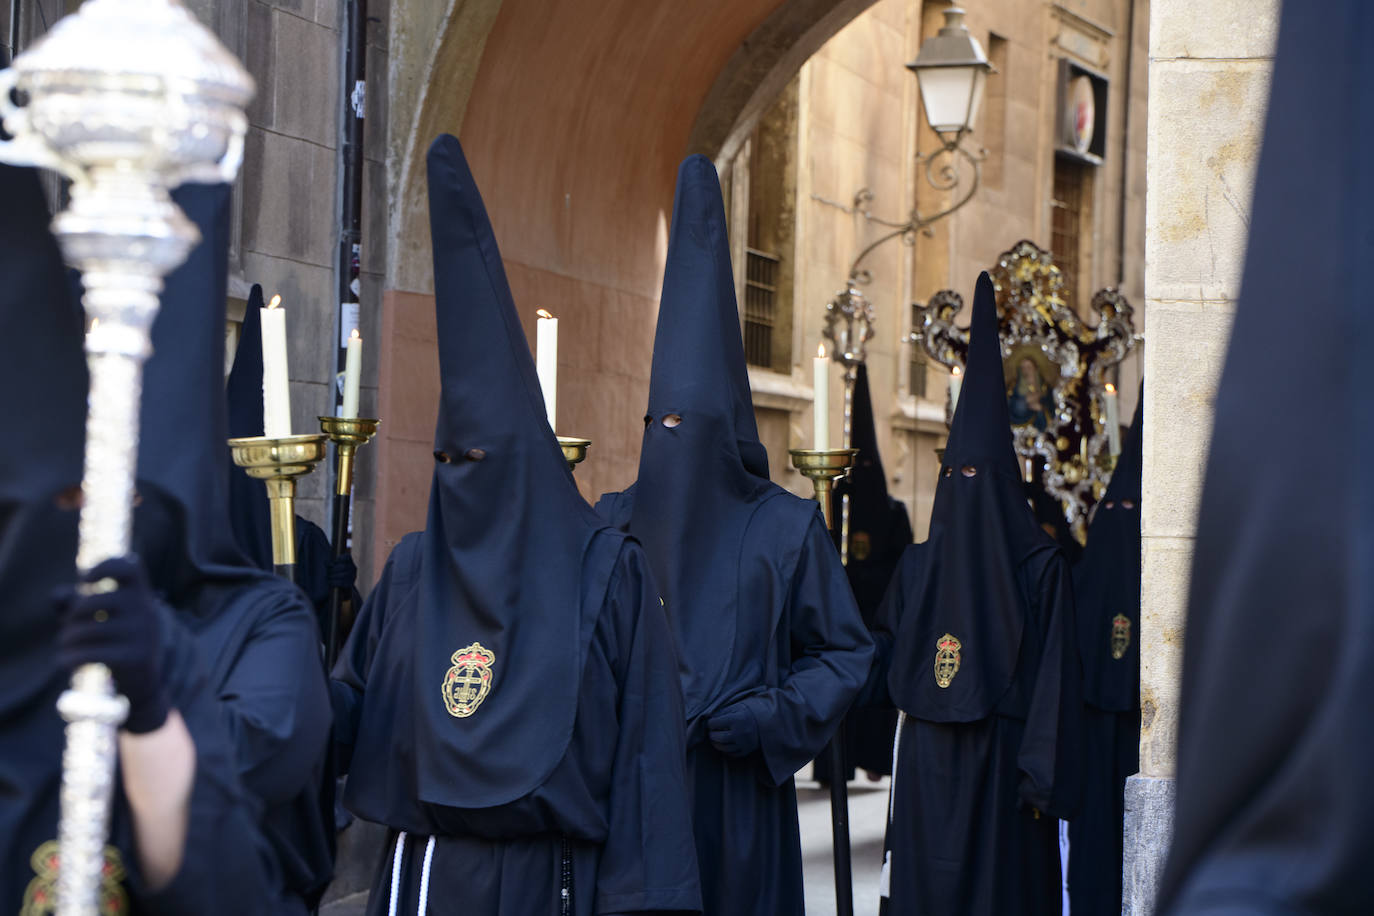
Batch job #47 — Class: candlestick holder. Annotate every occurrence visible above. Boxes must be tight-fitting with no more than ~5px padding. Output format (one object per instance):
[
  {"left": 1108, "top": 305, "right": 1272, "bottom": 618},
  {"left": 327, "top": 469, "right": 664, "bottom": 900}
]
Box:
[
  {"left": 557, "top": 436, "right": 592, "bottom": 471},
  {"left": 788, "top": 448, "right": 859, "bottom": 531},
  {"left": 318, "top": 416, "right": 379, "bottom": 666},
  {"left": 228, "top": 434, "right": 327, "bottom": 581}
]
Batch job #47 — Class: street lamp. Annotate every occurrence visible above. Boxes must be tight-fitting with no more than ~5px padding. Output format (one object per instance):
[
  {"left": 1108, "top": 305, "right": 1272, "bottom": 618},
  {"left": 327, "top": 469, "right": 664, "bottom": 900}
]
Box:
[{"left": 907, "top": 7, "right": 991, "bottom": 142}]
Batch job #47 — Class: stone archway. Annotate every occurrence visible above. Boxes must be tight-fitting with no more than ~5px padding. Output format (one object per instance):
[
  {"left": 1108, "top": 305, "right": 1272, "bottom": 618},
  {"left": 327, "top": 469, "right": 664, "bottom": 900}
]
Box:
[{"left": 375, "top": 0, "right": 890, "bottom": 564}]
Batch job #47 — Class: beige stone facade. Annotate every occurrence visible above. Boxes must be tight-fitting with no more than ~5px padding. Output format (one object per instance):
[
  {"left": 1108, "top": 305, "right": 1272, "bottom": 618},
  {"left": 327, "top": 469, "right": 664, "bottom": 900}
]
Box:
[{"left": 727, "top": 0, "right": 1149, "bottom": 539}]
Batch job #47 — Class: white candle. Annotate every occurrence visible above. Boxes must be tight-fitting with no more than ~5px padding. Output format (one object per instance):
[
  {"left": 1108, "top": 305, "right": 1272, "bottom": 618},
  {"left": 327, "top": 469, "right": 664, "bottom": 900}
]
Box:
[
  {"left": 261, "top": 294, "right": 292, "bottom": 438},
  {"left": 813, "top": 344, "right": 830, "bottom": 451},
  {"left": 949, "top": 365, "right": 963, "bottom": 413},
  {"left": 536, "top": 308, "right": 558, "bottom": 432},
  {"left": 1104, "top": 383, "right": 1122, "bottom": 457},
  {"left": 341, "top": 329, "right": 362, "bottom": 419}
]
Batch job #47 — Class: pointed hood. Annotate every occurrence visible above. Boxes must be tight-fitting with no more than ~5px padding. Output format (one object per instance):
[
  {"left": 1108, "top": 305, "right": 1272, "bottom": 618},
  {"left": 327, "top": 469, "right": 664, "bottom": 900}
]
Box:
[
  {"left": 645, "top": 154, "right": 770, "bottom": 479},
  {"left": 833, "top": 363, "right": 913, "bottom": 618},
  {"left": 401, "top": 135, "right": 620, "bottom": 808},
  {"left": 132, "top": 182, "right": 268, "bottom": 609},
  {"left": 1073, "top": 389, "right": 1142, "bottom": 712},
  {"left": 0, "top": 164, "right": 88, "bottom": 762},
  {"left": 0, "top": 165, "right": 87, "bottom": 503},
  {"left": 1160, "top": 3, "right": 1374, "bottom": 908},
  {"left": 621, "top": 155, "right": 782, "bottom": 723},
  {"left": 224, "top": 284, "right": 274, "bottom": 570},
  {"left": 887, "top": 271, "right": 1056, "bottom": 720}
]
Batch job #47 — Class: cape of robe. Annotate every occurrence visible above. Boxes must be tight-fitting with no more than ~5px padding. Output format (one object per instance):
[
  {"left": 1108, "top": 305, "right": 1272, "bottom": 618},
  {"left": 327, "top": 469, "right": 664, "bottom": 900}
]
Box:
[
  {"left": 332, "top": 531, "right": 700, "bottom": 916},
  {"left": 598, "top": 491, "right": 875, "bottom": 916},
  {"left": 873, "top": 541, "right": 1081, "bottom": 916},
  {"left": 0, "top": 512, "right": 287, "bottom": 915}
]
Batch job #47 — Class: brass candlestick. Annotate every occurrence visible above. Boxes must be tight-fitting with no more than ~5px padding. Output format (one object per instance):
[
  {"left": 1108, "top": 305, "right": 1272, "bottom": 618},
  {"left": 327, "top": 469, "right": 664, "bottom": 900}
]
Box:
[
  {"left": 789, "top": 448, "right": 859, "bottom": 531},
  {"left": 318, "top": 416, "right": 379, "bottom": 666},
  {"left": 228, "top": 434, "right": 327, "bottom": 581},
  {"left": 788, "top": 445, "right": 859, "bottom": 916},
  {"left": 558, "top": 436, "right": 592, "bottom": 471}
]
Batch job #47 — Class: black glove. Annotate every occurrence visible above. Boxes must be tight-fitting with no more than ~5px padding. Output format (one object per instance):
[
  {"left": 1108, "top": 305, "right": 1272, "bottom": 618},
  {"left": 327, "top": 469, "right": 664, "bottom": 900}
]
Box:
[
  {"left": 327, "top": 553, "right": 357, "bottom": 590},
  {"left": 707, "top": 703, "right": 760, "bottom": 757},
  {"left": 56, "top": 555, "right": 170, "bottom": 734}
]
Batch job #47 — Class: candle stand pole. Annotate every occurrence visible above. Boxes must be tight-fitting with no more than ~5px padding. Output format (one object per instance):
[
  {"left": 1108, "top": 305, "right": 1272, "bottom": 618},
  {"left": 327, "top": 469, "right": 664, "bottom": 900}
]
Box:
[
  {"left": 558, "top": 436, "right": 592, "bottom": 472},
  {"left": 789, "top": 446, "right": 859, "bottom": 916},
  {"left": 319, "top": 416, "right": 379, "bottom": 667},
  {"left": 229, "top": 434, "right": 328, "bottom": 582}
]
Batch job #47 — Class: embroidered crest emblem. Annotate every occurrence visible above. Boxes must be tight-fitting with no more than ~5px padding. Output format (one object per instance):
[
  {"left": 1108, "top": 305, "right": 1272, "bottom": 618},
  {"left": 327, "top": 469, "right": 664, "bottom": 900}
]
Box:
[
  {"left": 850, "top": 531, "right": 872, "bottom": 562},
  {"left": 21, "top": 840, "right": 127, "bottom": 915},
  {"left": 934, "top": 633, "right": 962, "bottom": 688},
  {"left": 442, "top": 642, "right": 496, "bottom": 718},
  {"left": 1111, "top": 614, "right": 1132, "bottom": 660}
]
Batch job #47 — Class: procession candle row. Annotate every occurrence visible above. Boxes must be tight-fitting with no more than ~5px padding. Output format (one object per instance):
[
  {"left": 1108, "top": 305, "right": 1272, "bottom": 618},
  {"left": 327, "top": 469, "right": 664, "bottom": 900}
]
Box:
[{"left": 258, "top": 296, "right": 365, "bottom": 437}]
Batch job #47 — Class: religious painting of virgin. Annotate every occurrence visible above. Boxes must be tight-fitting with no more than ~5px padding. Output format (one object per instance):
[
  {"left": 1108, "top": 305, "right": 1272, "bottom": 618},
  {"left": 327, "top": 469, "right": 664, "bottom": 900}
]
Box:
[{"left": 1005, "top": 345, "right": 1055, "bottom": 431}]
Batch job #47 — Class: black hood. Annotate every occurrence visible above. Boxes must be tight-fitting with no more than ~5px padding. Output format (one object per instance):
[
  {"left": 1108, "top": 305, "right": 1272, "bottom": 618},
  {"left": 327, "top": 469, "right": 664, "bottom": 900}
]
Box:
[
  {"left": 224, "top": 284, "right": 274, "bottom": 571},
  {"left": 833, "top": 363, "right": 912, "bottom": 616},
  {"left": 406, "top": 135, "right": 619, "bottom": 808},
  {"left": 624, "top": 155, "right": 777, "bottom": 721},
  {"left": 887, "top": 271, "right": 1056, "bottom": 720},
  {"left": 1160, "top": 2, "right": 1374, "bottom": 909},
  {"left": 132, "top": 182, "right": 268, "bottom": 609},
  {"left": 0, "top": 165, "right": 86, "bottom": 503},
  {"left": 1073, "top": 390, "right": 1141, "bottom": 712}
]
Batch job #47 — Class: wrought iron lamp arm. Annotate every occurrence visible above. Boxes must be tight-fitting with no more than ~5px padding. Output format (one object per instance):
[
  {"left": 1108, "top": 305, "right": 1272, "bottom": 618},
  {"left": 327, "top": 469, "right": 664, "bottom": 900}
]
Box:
[{"left": 847, "top": 139, "right": 984, "bottom": 285}]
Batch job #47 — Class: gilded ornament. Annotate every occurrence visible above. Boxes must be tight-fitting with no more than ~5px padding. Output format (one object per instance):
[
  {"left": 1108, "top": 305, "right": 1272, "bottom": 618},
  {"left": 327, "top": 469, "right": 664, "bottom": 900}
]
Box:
[
  {"left": 1111, "top": 614, "right": 1132, "bottom": 660},
  {"left": 442, "top": 642, "right": 496, "bottom": 718},
  {"left": 21, "top": 841, "right": 126, "bottom": 916},
  {"left": 934, "top": 633, "right": 962, "bottom": 688}
]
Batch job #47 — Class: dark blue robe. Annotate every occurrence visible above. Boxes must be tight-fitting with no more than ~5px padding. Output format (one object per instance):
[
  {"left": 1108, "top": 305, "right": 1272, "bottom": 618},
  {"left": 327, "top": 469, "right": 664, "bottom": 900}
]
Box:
[
  {"left": 333, "top": 531, "right": 700, "bottom": 915},
  {"left": 873, "top": 274, "right": 1082, "bottom": 916},
  {"left": 134, "top": 184, "right": 333, "bottom": 911},
  {"left": 1067, "top": 394, "right": 1141, "bottom": 916},
  {"left": 0, "top": 162, "right": 294, "bottom": 913}
]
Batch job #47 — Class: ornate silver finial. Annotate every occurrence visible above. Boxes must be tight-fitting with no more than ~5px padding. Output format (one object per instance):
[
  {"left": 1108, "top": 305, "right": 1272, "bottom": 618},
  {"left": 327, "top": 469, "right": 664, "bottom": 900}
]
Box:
[{"left": 0, "top": 2, "right": 253, "bottom": 913}]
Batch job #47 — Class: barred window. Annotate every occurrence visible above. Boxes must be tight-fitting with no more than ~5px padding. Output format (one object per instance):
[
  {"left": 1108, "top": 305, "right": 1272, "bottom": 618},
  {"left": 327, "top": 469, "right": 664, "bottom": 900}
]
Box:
[
  {"left": 909, "top": 301, "right": 928, "bottom": 398},
  {"left": 744, "top": 249, "right": 780, "bottom": 369},
  {"left": 1051, "top": 157, "right": 1087, "bottom": 310}
]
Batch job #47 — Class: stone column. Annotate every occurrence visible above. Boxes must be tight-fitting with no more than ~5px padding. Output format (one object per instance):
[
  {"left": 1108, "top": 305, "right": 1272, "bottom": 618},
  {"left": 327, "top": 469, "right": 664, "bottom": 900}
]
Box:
[{"left": 1124, "top": 3, "right": 1278, "bottom": 913}]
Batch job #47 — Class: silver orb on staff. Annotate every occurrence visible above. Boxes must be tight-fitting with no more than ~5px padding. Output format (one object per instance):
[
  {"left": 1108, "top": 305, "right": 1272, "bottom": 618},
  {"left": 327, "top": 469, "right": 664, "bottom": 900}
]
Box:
[{"left": 0, "top": 1, "right": 253, "bottom": 913}]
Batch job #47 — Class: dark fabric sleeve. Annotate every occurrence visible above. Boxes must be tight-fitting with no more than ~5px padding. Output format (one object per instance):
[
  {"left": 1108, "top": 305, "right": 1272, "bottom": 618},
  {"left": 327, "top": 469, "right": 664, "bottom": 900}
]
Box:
[
  {"left": 1015, "top": 548, "right": 1085, "bottom": 820},
  {"left": 738, "top": 515, "right": 876, "bottom": 787},
  {"left": 857, "top": 546, "right": 918, "bottom": 710},
  {"left": 293, "top": 518, "right": 333, "bottom": 616},
  {"left": 213, "top": 595, "right": 330, "bottom": 806},
  {"left": 128, "top": 617, "right": 287, "bottom": 913},
  {"left": 329, "top": 537, "right": 411, "bottom": 775},
  {"left": 595, "top": 544, "right": 702, "bottom": 916}
]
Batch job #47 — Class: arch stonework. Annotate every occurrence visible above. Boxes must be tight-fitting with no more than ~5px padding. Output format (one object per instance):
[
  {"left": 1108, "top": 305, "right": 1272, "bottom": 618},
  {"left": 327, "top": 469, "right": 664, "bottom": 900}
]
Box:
[{"left": 376, "top": 0, "right": 893, "bottom": 562}]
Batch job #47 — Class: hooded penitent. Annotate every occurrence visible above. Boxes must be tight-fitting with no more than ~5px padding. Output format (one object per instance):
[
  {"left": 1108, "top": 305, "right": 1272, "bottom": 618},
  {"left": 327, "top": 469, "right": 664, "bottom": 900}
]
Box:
[
  {"left": 886, "top": 271, "right": 1055, "bottom": 721},
  {"left": 225, "top": 284, "right": 275, "bottom": 571},
  {"left": 1159, "top": 4, "right": 1374, "bottom": 911},
  {"left": 134, "top": 183, "right": 333, "bottom": 909},
  {"left": 1067, "top": 390, "right": 1141, "bottom": 916},
  {"left": 597, "top": 155, "right": 872, "bottom": 916},
  {"left": 0, "top": 165, "right": 288, "bottom": 913},
  {"left": 353, "top": 134, "right": 621, "bottom": 811},
  {"left": 612, "top": 155, "right": 784, "bottom": 725},
  {"left": 336, "top": 136, "right": 701, "bottom": 916},
  {"left": 877, "top": 272, "right": 1081, "bottom": 916}
]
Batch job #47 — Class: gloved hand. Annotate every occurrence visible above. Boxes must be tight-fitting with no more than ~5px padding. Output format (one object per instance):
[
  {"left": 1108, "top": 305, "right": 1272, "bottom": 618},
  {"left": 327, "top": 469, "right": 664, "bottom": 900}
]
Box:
[
  {"left": 56, "top": 555, "right": 170, "bottom": 734},
  {"left": 707, "top": 703, "right": 760, "bottom": 757},
  {"left": 327, "top": 553, "right": 358, "bottom": 590}
]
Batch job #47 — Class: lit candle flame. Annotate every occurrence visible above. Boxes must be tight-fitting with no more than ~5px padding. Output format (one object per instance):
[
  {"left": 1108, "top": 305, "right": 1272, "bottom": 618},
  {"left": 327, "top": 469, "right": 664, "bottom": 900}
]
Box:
[
  {"left": 349, "top": 328, "right": 360, "bottom": 342},
  {"left": 537, "top": 308, "right": 555, "bottom": 320},
  {"left": 267, "top": 294, "right": 282, "bottom": 310},
  {"left": 817, "top": 343, "right": 826, "bottom": 358},
  {"left": 1105, "top": 382, "right": 1116, "bottom": 394},
  {"left": 952, "top": 365, "right": 962, "bottom": 378}
]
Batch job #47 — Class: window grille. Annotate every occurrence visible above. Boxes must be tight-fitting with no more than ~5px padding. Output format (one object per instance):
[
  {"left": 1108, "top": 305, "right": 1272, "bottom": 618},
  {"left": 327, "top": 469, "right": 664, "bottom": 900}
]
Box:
[{"left": 744, "top": 248, "right": 780, "bottom": 369}]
